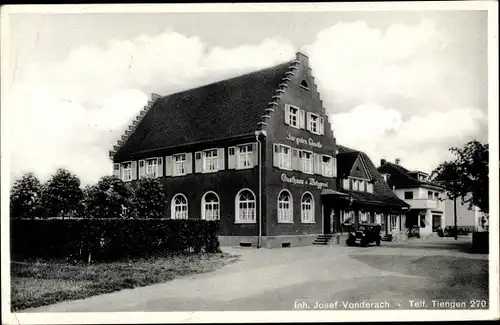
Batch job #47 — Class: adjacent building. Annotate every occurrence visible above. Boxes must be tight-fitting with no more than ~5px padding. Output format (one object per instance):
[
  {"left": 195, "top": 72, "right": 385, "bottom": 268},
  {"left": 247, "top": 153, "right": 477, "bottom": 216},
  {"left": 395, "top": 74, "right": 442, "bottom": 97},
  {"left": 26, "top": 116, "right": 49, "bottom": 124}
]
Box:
[{"left": 109, "top": 52, "right": 409, "bottom": 248}]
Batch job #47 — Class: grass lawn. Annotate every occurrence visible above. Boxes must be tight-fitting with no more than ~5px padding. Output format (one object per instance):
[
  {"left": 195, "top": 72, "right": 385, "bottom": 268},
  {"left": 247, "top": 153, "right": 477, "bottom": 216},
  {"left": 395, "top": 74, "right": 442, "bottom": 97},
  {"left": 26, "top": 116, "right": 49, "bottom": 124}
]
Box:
[{"left": 11, "top": 253, "right": 238, "bottom": 311}]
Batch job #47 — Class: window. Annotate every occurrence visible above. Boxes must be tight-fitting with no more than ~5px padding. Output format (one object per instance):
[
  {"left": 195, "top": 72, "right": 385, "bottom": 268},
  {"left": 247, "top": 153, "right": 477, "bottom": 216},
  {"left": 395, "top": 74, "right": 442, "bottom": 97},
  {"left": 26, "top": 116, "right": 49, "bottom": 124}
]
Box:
[
  {"left": 308, "top": 113, "right": 319, "bottom": 134},
  {"left": 322, "top": 155, "right": 333, "bottom": 177},
  {"left": 390, "top": 215, "right": 397, "bottom": 231},
  {"left": 202, "top": 192, "right": 220, "bottom": 221},
  {"left": 238, "top": 144, "right": 253, "bottom": 169},
  {"left": 203, "top": 149, "right": 218, "bottom": 172},
  {"left": 427, "top": 191, "right": 433, "bottom": 199},
  {"left": 301, "top": 192, "right": 315, "bottom": 223},
  {"left": 173, "top": 153, "right": 187, "bottom": 176},
  {"left": 285, "top": 105, "right": 304, "bottom": 129},
  {"left": 289, "top": 106, "right": 299, "bottom": 128},
  {"left": 300, "top": 80, "right": 309, "bottom": 89},
  {"left": 404, "top": 191, "right": 414, "bottom": 199},
  {"left": 146, "top": 158, "right": 158, "bottom": 177},
  {"left": 342, "top": 179, "right": 349, "bottom": 189},
  {"left": 434, "top": 192, "right": 440, "bottom": 200},
  {"left": 352, "top": 179, "right": 359, "bottom": 191},
  {"left": 171, "top": 194, "right": 188, "bottom": 219},
  {"left": 358, "top": 180, "right": 365, "bottom": 192},
  {"left": 235, "top": 189, "right": 256, "bottom": 223},
  {"left": 277, "top": 190, "right": 293, "bottom": 223},
  {"left": 360, "top": 211, "right": 368, "bottom": 223},
  {"left": 367, "top": 182, "right": 374, "bottom": 193},
  {"left": 274, "top": 144, "right": 291, "bottom": 170},
  {"left": 300, "top": 150, "right": 313, "bottom": 174},
  {"left": 122, "top": 162, "right": 132, "bottom": 181}
]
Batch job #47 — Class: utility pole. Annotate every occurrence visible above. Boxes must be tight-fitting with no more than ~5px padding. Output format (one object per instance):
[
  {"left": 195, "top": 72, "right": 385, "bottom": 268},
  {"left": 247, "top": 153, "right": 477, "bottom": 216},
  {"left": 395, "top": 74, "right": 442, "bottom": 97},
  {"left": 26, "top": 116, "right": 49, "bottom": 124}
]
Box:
[{"left": 454, "top": 196, "right": 458, "bottom": 240}]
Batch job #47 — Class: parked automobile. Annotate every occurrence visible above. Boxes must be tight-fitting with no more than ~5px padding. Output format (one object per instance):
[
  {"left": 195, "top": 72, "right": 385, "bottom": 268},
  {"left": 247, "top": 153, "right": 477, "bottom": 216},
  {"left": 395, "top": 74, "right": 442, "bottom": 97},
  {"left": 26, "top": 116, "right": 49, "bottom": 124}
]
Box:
[{"left": 346, "top": 223, "right": 382, "bottom": 247}]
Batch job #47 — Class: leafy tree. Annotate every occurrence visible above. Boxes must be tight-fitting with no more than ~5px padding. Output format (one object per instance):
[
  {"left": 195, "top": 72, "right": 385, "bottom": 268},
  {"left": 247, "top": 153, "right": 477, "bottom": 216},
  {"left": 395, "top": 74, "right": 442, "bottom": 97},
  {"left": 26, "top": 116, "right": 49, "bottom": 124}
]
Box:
[
  {"left": 133, "top": 176, "right": 166, "bottom": 218},
  {"left": 40, "top": 168, "right": 84, "bottom": 218},
  {"left": 10, "top": 173, "right": 43, "bottom": 219},
  {"left": 83, "top": 176, "right": 135, "bottom": 218},
  {"left": 431, "top": 140, "right": 489, "bottom": 214}
]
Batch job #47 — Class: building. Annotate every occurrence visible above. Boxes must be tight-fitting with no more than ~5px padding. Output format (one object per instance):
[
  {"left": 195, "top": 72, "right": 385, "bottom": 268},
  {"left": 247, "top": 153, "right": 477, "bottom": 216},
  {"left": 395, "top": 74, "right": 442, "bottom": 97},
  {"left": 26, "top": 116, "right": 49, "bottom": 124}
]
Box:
[
  {"left": 109, "top": 52, "right": 409, "bottom": 248},
  {"left": 377, "top": 159, "right": 447, "bottom": 237},
  {"left": 444, "top": 194, "right": 487, "bottom": 232}
]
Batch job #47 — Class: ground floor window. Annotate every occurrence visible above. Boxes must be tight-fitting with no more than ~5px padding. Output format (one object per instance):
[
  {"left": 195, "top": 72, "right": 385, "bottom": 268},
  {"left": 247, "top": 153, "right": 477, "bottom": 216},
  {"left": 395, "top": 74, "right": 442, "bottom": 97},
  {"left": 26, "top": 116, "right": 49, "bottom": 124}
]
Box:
[
  {"left": 359, "top": 211, "right": 369, "bottom": 223},
  {"left": 235, "top": 189, "right": 256, "bottom": 223},
  {"left": 202, "top": 191, "right": 220, "bottom": 221},
  {"left": 301, "top": 192, "right": 315, "bottom": 223},
  {"left": 432, "top": 214, "right": 441, "bottom": 230},
  {"left": 171, "top": 194, "right": 188, "bottom": 219},
  {"left": 277, "top": 190, "right": 293, "bottom": 223},
  {"left": 390, "top": 215, "right": 397, "bottom": 231}
]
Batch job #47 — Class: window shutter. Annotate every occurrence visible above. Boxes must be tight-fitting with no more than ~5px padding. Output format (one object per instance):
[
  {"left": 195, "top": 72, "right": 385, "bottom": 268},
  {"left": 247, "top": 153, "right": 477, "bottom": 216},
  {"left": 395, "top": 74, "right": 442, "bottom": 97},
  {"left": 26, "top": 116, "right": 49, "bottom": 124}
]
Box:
[
  {"left": 284, "top": 104, "right": 290, "bottom": 125},
  {"left": 273, "top": 144, "right": 279, "bottom": 167},
  {"left": 313, "top": 153, "right": 321, "bottom": 174},
  {"left": 291, "top": 148, "right": 299, "bottom": 171},
  {"left": 217, "top": 148, "right": 225, "bottom": 171},
  {"left": 299, "top": 109, "right": 306, "bottom": 129},
  {"left": 157, "top": 157, "right": 163, "bottom": 177},
  {"left": 113, "top": 163, "right": 120, "bottom": 178},
  {"left": 228, "top": 146, "right": 236, "bottom": 169},
  {"left": 131, "top": 161, "right": 138, "bottom": 180},
  {"left": 195, "top": 151, "right": 202, "bottom": 173},
  {"left": 138, "top": 160, "right": 145, "bottom": 178},
  {"left": 185, "top": 153, "right": 193, "bottom": 174},
  {"left": 332, "top": 158, "right": 337, "bottom": 177},
  {"left": 165, "top": 156, "right": 173, "bottom": 177},
  {"left": 319, "top": 117, "right": 325, "bottom": 135},
  {"left": 306, "top": 112, "right": 312, "bottom": 131},
  {"left": 252, "top": 143, "right": 258, "bottom": 167}
]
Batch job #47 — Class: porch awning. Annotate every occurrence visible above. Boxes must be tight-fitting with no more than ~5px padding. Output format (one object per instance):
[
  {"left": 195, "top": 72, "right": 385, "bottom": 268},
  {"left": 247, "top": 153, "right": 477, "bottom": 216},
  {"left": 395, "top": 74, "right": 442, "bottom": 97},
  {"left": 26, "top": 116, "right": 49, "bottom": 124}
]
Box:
[{"left": 320, "top": 189, "right": 351, "bottom": 197}]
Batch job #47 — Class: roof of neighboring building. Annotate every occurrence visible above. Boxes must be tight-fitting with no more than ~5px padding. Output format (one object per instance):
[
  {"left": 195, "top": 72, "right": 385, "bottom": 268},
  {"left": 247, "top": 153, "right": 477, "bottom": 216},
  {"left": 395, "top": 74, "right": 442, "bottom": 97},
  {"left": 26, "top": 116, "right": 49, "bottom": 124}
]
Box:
[
  {"left": 113, "top": 59, "right": 294, "bottom": 161},
  {"left": 377, "top": 161, "right": 443, "bottom": 190},
  {"left": 335, "top": 145, "right": 410, "bottom": 210}
]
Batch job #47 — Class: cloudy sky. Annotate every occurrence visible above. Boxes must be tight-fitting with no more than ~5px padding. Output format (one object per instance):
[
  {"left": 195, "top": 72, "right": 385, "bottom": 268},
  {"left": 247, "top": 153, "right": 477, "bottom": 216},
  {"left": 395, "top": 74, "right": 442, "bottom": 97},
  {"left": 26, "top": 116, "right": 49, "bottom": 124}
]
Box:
[{"left": 4, "top": 6, "right": 490, "bottom": 186}]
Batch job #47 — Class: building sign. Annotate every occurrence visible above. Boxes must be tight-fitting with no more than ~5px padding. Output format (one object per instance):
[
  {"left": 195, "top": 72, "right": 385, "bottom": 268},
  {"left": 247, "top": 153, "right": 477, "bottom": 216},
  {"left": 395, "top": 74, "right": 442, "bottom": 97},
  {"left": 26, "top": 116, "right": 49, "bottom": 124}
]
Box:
[
  {"left": 285, "top": 131, "right": 323, "bottom": 149},
  {"left": 281, "top": 173, "right": 329, "bottom": 189}
]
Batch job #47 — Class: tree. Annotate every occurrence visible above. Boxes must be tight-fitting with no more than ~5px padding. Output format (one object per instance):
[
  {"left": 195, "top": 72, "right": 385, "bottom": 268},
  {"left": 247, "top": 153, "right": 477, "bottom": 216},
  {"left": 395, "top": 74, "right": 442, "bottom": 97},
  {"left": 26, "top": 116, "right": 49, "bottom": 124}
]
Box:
[
  {"left": 40, "top": 168, "right": 83, "bottom": 219},
  {"left": 10, "top": 173, "right": 42, "bottom": 219},
  {"left": 83, "top": 176, "right": 135, "bottom": 218},
  {"left": 133, "top": 176, "right": 166, "bottom": 218}
]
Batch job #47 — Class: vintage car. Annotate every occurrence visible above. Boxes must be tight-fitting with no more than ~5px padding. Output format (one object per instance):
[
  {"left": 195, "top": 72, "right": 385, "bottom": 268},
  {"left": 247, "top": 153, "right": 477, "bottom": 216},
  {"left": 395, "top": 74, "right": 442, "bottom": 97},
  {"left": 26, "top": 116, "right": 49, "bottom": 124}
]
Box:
[{"left": 345, "top": 223, "right": 382, "bottom": 247}]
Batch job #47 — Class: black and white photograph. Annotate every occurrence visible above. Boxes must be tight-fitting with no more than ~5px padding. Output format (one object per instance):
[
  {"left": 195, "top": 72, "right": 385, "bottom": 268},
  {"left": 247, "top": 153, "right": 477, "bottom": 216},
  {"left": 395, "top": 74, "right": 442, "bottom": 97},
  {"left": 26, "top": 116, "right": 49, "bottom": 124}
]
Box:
[{"left": 1, "top": 2, "right": 498, "bottom": 324}]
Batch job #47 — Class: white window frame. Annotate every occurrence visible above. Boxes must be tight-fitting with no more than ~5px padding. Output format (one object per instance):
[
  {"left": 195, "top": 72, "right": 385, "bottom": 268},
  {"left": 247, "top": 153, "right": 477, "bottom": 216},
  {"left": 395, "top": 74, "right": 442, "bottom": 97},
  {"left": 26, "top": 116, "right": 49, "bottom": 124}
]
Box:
[
  {"left": 201, "top": 191, "right": 220, "bottom": 221},
  {"left": 321, "top": 155, "right": 333, "bottom": 177},
  {"left": 288, "top": 105, "right": 300, "bottom": 128},
  {"left": 145, "top": 158, "right": 159, "bottom": 178},
  {"left": 308, "top": 113, "right": 320, "bottom": 134},
  {"left": 276, "top": 144, "right": 292, "bottom": 170},
  {"left": 277, "top": 190, "right": 293, "bottom": 223},
  {"left": 359, "top": 211, "right": 369, "bottom": 223},
  {"left": 203, "top": 149, "right": 218, "bottom": 173},
  {"left": 301, "top": 192, "right": 315, "bottom": 223},
  {"left": 121, "top": 161, "right": 132, "bottom": 182},
  {"left": 300, "top": 150, "right": 313, "bottom": 175},
  {"left": 235, "top": 188, "right": 256, "bottom": 224},
  {"left": 171, "top": 194, "right": 188, "bottom": 220},
  {"left": 173, "top": 153, "right": 188, "bottom": 176},
  {"left": 237, "top": 143, "right": 253, "bottom": 169}
]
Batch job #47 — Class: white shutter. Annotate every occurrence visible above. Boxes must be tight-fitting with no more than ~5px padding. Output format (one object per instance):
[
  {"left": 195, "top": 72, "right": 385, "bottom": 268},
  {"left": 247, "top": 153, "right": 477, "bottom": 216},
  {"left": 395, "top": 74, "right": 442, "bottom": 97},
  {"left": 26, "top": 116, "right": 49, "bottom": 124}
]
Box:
[
  {"left": 313, "top": 153, "right": 321, "bottom": 174},
  {"left": 228, "top": 146, "right": 236, "bottom": 169},
  {"left": 113, "top": 163, "right": 120, "bottom": 177},
  {"left": 131, "top": 161, "right": 138, "bottom": 180},
  {"left": 319, "top": 117, "right": 325, "bottom": 135},
  {"left": 195, "top": 151, "right": 203, "bottom": 173},
  {"left": 342, "top": 178, "right": 349, "bottom": 189},
  {"left": 185, "top": 153, "right": 193, "bottom": 174},
  {"left": 165, "top": 156, "right": 173, "bottom": 177},
  {"left": 332, "top": 158, "right": 337, "bottom": 177},
  {"left": 284, "top": 104, "right": 290, "bottom": 125},
  {"left": 157, "top": 157, "right": 163, "bottom": 177},
  {"left": 273, "top": 144, "right": 279, "bottom": 167},
  {"left": 306, "top": 112, "right": 312, "bottom": 131},
  {"left": 139, "top": 160, "right": 145, "bottom": 178},
  {"left": 252, "top": 143, "right": 258, "bottom": 167},
  {"left": 217, "top": 148, "right": 225, "bottom": 171},
  {"left": 299, "top": 109, "right": 306, "bottom": 129},
  {"left": 292, "top": 148, "right": 299, "bottom": 171}
]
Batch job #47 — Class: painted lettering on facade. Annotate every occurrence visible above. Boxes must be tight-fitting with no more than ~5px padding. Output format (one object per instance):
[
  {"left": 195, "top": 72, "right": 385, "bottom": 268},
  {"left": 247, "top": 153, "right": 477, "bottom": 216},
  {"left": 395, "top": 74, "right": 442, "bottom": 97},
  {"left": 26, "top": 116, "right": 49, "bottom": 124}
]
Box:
[
  {"left": 285, "top": 131, "right": 323, "bottom": 149},
  {"left": 281, "top": 173, "right": 329, "bottom": 189}
]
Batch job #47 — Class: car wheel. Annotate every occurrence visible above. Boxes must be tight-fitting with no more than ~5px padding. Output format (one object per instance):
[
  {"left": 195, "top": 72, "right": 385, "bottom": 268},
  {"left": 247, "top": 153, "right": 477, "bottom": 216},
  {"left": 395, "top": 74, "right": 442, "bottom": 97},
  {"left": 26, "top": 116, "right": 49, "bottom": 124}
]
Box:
[{"left": 360, "top": 239, "right": 368, "bottom": 247}]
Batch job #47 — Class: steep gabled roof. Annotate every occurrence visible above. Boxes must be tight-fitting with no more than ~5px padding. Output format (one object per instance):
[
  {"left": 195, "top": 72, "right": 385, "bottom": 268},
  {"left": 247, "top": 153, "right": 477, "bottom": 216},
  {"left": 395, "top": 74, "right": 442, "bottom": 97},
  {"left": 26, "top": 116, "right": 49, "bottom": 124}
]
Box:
[
  {"left": 113, "top": 59, "right": 295, "bottom": 161},
  {"left": 378, "top": 161, "right": 443, "bottom": 189},
  {"left": 336, "top": 145, "right": 410, "bottom": 209},
  {"left": 336, "top": 151, "right": 360, "bottom": 178}
]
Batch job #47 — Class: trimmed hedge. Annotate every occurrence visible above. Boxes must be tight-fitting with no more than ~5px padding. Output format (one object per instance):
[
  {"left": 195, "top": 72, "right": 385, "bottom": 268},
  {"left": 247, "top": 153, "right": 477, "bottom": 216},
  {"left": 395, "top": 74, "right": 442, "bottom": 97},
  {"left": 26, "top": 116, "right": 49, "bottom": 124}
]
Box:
[{"left": 11, "top": 218, "right": 220, "bottom": 261}]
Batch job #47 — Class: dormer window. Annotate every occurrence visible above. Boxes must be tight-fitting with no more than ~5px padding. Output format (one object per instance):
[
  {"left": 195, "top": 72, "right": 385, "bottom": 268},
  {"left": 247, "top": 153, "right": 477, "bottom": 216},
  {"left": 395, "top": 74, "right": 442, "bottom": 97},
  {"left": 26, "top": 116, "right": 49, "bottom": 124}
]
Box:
[{"left": 300, "top": 80, "right": 309, "bottom": 90}]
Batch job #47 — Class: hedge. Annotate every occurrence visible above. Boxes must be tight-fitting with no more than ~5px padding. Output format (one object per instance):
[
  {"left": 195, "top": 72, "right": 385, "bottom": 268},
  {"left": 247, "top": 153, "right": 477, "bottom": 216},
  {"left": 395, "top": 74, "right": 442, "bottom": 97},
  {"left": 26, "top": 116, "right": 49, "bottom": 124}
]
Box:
[{"left": 10, "top": 218, "right": 220, "bottom": 261}]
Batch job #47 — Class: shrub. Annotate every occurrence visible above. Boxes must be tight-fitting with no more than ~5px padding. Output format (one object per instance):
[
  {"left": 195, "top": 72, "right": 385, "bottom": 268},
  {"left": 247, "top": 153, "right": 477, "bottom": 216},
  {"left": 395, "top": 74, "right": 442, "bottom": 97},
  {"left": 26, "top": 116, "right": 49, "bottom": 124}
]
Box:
[
  {"left": 132, "top": 177, "right": 166, "bottom": 218},
  {"left": 10, "top": 173, "right": 42, "bottom": 219},
  {"left": 40, "top": 169, "right": 83, "bottom": 219},
  {"left": 10, "top": 218, "right": 220, "bottom": 261},
  {"left": 82, "top": 176, "right": 135, "bottom": 219}
]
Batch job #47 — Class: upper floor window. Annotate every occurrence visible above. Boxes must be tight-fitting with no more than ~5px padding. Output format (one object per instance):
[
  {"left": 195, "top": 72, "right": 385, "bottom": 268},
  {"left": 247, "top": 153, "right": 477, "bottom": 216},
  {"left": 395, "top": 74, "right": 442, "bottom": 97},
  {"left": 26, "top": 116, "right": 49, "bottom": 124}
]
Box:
[
  {"left": 321, "top": 155, "right": 334, "bottom": 177},
  {"left": 428, "top": 191, "right": 433, "bottom": 199},
  {"left": 306, "top": 112, "right": 324, "bottom": 135},
  {"left": 434, "top": 192, "right": 440, "bottom": 200},
  {"left": 299, "top": 150, "right": 313, "bottom": 174},
  {"left": 404, "top": 191, "right": 414, "bottom": 199},
  {"left": 122, "top": 162, "right": 132, "bottom": 181},
  {"left": 165, "top": 153, "right": 192, "bottom": 177},
  {"left": 284, "top": 104, "right": 305, "bottom": 129},
  {"left": 146, "top": 158, "right": 159, "bottom": 177},
  {"left": 273, "top": 144, "right": 291, "bottom": 170},
  {"left": 195, "top": 148, "right": 224, "bottom": 173},
  {"left": 277, "top": 190, "right": 293, "bottom": 223},
  {"left": 171, "top": 194, "right": 188, "bottom": 219},
  {"left": 203, "top": 149, "right": 218, "bottom": 172},
  {"left": 238, "top": 144, "right": 253, "bottom": 169},
  {"left": 235, "top": 189, "right": 256, "bottom": 223},
  {"left": 173, "top": 153, "right": 187, "bottom": 176},
  {"left": 139, "top": 158, "right": 163, "bottom": 179},
  {"left": 367, "top": 182, "right": 374, "bottom": 193}
]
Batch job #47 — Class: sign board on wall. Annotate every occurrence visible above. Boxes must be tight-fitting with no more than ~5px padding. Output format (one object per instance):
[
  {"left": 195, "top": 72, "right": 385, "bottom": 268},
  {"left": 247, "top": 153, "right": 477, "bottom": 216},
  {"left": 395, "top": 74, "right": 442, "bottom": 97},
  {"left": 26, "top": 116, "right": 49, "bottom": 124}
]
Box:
[
  {"left": 285, "top": 131, "right": 323, "bottom": 149},
  {"left": 281, "top": 173, "right": 329, "bottom": 189}
]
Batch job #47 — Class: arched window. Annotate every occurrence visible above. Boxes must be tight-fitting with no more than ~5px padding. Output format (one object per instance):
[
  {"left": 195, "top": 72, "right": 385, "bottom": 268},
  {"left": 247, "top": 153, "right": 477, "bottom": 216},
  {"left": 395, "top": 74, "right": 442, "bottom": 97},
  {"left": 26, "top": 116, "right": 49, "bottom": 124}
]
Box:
[
  {"left": 300, "top": 80, "right": 309, "bottom": 89},
  {"left": 235, "top": 189, "right": 256, "bottom": 223},
  {"left": 301, "top": 192, "right": 315, "bottom": 223},
  {"left": 277, "top": 190, "right": 293, "bottom": 223},
  {"left": 171, "top": 194, "right": 188, "bottom": 219},
  {"left": 202, "top": 191, "right": 220, "bottom": 221}
]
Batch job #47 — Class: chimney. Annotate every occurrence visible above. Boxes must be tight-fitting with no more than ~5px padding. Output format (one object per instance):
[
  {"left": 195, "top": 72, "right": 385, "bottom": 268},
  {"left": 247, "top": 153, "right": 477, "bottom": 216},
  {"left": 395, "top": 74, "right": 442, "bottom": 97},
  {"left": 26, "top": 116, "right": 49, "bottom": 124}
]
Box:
[
  {"left": 380, "top": 159, "right": 386, "bottom": 166},
  {"left": 395, "top": 158, "right": 401, "bottom": 165}
]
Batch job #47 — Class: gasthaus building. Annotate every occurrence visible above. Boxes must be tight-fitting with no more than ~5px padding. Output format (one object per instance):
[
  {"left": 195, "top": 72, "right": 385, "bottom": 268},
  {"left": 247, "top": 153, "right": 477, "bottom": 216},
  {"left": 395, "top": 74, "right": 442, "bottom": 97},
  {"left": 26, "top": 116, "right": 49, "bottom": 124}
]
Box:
[{"left": 110, "top": 52, "right": 409, "bottom": 248}]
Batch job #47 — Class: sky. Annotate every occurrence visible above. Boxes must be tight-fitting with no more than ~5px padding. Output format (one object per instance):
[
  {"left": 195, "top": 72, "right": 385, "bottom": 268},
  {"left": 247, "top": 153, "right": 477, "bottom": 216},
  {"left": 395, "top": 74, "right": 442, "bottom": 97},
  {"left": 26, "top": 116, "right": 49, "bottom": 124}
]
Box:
[{"left": 4, "top": 7, "right": 490, "bottom": 186}]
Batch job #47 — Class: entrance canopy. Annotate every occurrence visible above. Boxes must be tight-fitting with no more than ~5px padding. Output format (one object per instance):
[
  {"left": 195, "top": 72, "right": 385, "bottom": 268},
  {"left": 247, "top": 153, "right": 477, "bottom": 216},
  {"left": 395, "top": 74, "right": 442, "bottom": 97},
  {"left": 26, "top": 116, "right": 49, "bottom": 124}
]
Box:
[{"left": 320, "top": 189, "right": 351, "bottom": 197}]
